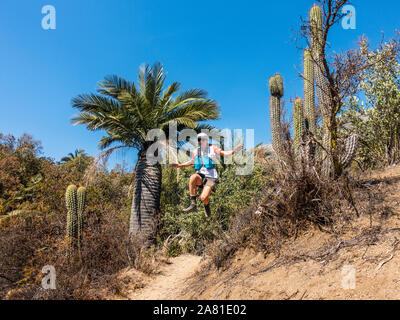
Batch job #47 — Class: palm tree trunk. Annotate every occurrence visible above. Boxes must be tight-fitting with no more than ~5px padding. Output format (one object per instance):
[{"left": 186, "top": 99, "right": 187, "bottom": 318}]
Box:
[{"left": 129, "top": 149, "right": 162, "bottom": 237}]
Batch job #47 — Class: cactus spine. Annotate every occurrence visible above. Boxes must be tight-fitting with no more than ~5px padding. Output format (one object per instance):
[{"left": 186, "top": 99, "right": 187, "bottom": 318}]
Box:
[
  {"left": 65, "top": 184, "right": 86, "bottom": 253},
  {"left": 293, "top": 98, "right": 305, "bottom": 153},
  {"left": 303, "top": 48, "right": 317, "bottom": 135},
  {"left": 269, "top": 74, "right": 284, "bottom": 158}
]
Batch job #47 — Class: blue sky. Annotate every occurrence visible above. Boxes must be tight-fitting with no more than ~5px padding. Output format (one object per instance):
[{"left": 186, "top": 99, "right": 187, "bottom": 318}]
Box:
[{"left": 0, "top": 0, "right": 398, "bottom": 168}]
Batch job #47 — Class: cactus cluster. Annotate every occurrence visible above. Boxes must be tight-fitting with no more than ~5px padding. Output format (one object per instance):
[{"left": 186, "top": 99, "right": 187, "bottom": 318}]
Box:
[
  {"left": 267, "top": 4, "right": 359, "bottom": 173},
  {"left": 66, "top": 184, "right": 86, "bottom": 252}
]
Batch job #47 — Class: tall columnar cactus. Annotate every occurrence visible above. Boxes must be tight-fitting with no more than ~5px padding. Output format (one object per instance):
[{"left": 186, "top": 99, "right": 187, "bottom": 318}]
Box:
[
  {"left": 66, "top": 184, "right": 78, "bottom": 240},
  {"left": 65, "top": 184, "right": 87, "bottom": 252},
  {"left": 293, "top": 98, "right": 305, "bottom": 153},
  {"left": 77, "top": 187, "right": 87, "bottom": 244},
  {"left": 269, "top": 74, "right": 284, "bottom": 158},
  {"left": 303, "top": 48, "right": 317, "bottom": 135},
  {"left": 310, "top": 4, "right": 332, "bottom": 176}
]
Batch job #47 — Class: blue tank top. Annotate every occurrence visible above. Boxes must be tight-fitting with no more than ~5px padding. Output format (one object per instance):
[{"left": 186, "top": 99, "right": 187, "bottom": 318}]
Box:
[{"left": 194, "top": 146, "right": 216, "bottom": 171}]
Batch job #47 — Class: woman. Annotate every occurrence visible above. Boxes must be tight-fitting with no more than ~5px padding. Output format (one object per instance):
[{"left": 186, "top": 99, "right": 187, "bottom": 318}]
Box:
[{"left": 172, "top": 133, "right": 243, "bottom": 217}]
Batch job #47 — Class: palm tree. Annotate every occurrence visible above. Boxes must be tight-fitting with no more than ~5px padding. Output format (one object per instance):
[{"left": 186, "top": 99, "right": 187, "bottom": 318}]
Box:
[
  {"left": 61, "top": 149, "right": 91, "bottom": 173},
  {"left": 61, "top": 149, "right": 88, "bottom": 163},
  {"left": 71, "top": 62, "right": 220, "bottom": 236}
]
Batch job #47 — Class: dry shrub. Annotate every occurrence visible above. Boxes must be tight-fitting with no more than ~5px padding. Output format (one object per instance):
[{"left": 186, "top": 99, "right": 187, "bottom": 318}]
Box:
[
  {"left": 0, "top": 213, "right": 63, "bottom": 298},
  {"left": 207, "top": 147, "right": 380, "bottom": 269},
  {"left": 127, "top": 235, "right": 159, "bottom": 275},
  {"left": 0, "top": 208, "right": 161, "bottom": 300}
]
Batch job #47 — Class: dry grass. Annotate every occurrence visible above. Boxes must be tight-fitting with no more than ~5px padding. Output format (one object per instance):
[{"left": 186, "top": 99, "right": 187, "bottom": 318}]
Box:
[
  {"left": 206, "top": 146, "right": 383, "bottom": 270},
  {"left": 0, "top": 210, "right": 161, "bottom": 300},
  {"left": 179, "top": 163, "right": 400, "bottom": 300}
]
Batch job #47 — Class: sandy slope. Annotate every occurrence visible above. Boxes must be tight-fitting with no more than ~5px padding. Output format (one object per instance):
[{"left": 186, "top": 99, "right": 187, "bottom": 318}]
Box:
[
  {"left": 119, "top": 166, "right": 400, "bottom": 300},
  {"left": 179, "top": 166, "right": 400, "bottom": 300},
  {"left": 180, "top": 225, "right": 400, "bottom": 300}
]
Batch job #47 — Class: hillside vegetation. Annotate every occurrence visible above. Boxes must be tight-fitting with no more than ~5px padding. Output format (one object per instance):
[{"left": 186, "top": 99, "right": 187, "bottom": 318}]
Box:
[{"left": 2, "top": 0, "right": 400, "bottom": 300}]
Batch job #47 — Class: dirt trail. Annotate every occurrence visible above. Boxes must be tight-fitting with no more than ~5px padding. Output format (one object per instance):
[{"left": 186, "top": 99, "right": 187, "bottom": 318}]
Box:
[{"left": 128, "top": 255, "right": 202, "bottom": 300}]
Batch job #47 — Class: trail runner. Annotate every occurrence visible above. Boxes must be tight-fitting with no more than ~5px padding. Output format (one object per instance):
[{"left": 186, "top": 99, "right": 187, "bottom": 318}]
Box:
[{"left": 172, "top": 133, "right": 243, "bottom": 217}]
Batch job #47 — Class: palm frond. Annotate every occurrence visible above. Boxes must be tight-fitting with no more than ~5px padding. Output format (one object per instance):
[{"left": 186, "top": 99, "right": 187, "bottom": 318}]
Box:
[
  {"left": 71, "top": 93, "right": 120, "bottom": 114},
  {"left": 163, "top": 99, "right": 220, "bottom": 125},
  {"left": 97, "top": 75, "right": 136, "bottom": 99},
  {"left": 193, "top": 123, "right": 216, "bottom": 133},
  {"left": 157, "top": 82, "right": 181, "bottom": 110},
  {"left": 167, "top": 88, "right": 209, "bottom": 109},
  {"left": 138, "top": 63, "right": 150, "bottom": 95},
  {"left": 98, "top": 134, "right": 140, "bottom": 150},
  {"left": 71, "top": 112, "right": 108, "bottom": 130}
]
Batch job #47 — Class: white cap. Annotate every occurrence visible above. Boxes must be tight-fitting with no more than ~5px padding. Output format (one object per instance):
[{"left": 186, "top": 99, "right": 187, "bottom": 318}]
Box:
[{"left": 197, "top": 133, "right": 209, "bottom": 140}]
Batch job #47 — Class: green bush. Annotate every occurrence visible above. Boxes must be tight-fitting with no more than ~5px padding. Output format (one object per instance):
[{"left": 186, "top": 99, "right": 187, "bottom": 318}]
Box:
[{"left": 159, "top": 162, "right": 266, "bottom": 254}]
